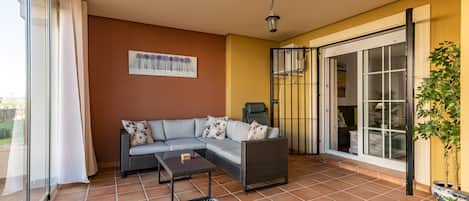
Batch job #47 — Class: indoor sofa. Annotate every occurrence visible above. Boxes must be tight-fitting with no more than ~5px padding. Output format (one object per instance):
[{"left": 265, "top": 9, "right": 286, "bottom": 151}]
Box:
[{"left": 120, "top": 118, "right": 288, "bottom": 191}]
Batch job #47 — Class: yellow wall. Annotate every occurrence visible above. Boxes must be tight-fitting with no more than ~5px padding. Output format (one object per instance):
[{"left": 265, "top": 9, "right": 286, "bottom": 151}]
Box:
[
  {"left": 281, "top": 0, "right": 429, "bottom": 46},
  {"left": 225, "top": 0, "right": 463, "bottom": 186},
  {"left": 461, "top": 0, "right": 469, "bottom": 192},
  {"left": 280, "top": 0, "right": 461, "bottom": 185},
  {"left": 429, "top": 0, "right": 461, "bottom": 187},
  {"left": 225, "top": 34, "right": 278, "bottom": 120}
]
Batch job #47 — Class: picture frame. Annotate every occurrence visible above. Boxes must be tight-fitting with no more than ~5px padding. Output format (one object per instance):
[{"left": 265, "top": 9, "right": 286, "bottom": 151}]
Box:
[{"left": 128, "top": 50, "right": 197, "bottom": 78}]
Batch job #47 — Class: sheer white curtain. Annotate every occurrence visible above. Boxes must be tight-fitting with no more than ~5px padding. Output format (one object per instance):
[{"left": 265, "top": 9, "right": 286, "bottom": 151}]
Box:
[{"left": 55, "top": 0, "right": 93, "bottom": 184}]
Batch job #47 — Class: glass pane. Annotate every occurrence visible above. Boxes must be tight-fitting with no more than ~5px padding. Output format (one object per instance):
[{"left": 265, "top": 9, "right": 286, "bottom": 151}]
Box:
[
  {"left": 0, "top": 0, "right": 27, "bottom": 200},
  {"left": 390, "top": 103, "right": 406, "bottom": 130},
  {"left": 368, "top": 103, "right": 384, "bottom": 128},
  {"left": 367, "top": 74, "right": 382, "bottom": 100},
  {"left": 391, "top": 43, "right": 406, "bottom": 70},
  {"left": 368, "top": 130, "right": 383, "bottom": 157},
  {"left": 384, "top": 73, "right": 389, "bottom": 100},
  {"left": 391, "top": 132, "right": 406, "bottom": 161},
  {"left": 368, "top": 47, "right": 382, "bottom": 73},
  {"left": 383, "top": 102, "right": 390, "bottom": 129},
  {"left": 330, "top": 53, "right": 358, "bottom": 155},
  {"left": 30, "top": 0, "right": 51, "bottom": 199},
  {"left": 384, "top": 46, "right": 390, "bottom": 70},
  {"left": 391, "top": 71, "right": 405, "bottom": 100}
]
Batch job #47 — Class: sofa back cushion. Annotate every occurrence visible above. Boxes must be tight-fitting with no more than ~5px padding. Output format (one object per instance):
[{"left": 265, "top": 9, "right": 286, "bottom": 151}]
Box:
[
  {"left": 267, "top": 127, "right": 280, "bottom": 138},
  {"left": 194, "top": 118, "right": 208, "bottom": 137},
  {"left": 163, "top": 119, "right": 195, "bottom": 139},
  {"left": 226, "top": 120, "right": 250, "bottom": 142},
  {"left": 147, "top": 120, "right": 166, "bottom": 141}
]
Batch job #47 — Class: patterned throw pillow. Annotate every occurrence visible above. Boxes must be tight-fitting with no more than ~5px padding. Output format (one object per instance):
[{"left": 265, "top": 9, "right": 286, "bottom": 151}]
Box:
[
  {"left": 202, "top": 116, "right": 228, "bottom": 140},
  {"left": 122, "top": 120, "right": 155, "bottom": 146},
  {"left": 247, "top": 121, "right": 268, "bottom": 140}
]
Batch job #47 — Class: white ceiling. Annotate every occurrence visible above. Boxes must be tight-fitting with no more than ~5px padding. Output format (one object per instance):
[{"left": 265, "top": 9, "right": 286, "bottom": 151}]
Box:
[{"left": 87, "top": 0, "right": 397, "bottom": 41}]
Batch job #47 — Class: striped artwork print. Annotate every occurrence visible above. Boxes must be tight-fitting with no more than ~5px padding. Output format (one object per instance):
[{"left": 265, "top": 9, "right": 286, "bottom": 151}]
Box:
[{"left": 128, "top": 50, "right": 197, "bottom": 78}]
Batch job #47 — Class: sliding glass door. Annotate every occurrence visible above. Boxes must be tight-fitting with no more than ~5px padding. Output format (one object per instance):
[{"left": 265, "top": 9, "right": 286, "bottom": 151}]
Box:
[
  {"left": 322, "top": 28, "right": 407, "bottom": 171},
  {"left": 363, "top": 43, "right": 407, "bottom": 161},
  {"left": 0, "top": 1, "right": 28, "bottom": 200},
  {"left": 0, "top": 0, "right": 56, "bottom": 200},
  {"left": 29, "top": 0, "right": 52, "bottom": 200}
]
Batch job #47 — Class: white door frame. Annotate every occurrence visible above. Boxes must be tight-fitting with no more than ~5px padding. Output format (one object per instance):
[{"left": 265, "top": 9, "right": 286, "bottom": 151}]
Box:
[{"left": 320, "top": 29, "right": 406, "bottom": 171}]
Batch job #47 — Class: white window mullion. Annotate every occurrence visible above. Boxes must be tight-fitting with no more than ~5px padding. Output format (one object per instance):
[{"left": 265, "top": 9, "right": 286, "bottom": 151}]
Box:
[
  {"left": 381, "top": 47, "right": 385, "bottom": 158},
  {"left": 363, "top": 50, "right": 369, "bottom": 155},
  {"left": 357, "top": 51, "right": 364, "bottom": 157},
  {"left": 388, "top": 46, "right": 392, "bottom": 159}
]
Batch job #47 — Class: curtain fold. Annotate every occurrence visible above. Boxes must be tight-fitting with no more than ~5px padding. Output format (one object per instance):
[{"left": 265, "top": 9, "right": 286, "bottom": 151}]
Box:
[
  {"left": 56, "top": 0, "right": 97, "bottom": 183},
  {"left": 78, "top": 0, "right": 98, "bottom": 177}
]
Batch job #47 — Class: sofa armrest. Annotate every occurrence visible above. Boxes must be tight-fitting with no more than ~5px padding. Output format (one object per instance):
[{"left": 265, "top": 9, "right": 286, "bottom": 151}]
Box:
[
  {"left": 241, "top": 137, "right": 288, "bottom": 185},
  {"left": 120, "top": 129, "right": 130, "bottom": 176}
]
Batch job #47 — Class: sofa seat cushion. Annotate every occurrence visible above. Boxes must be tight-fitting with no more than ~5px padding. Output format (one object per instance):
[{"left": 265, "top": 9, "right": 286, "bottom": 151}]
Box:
[
  {"left": 164, "top": 138, "right": 206, "bottom": 151},
  {"left": 129, "top": 141, "right": 169, "bottom": 155},
  {"left": 199, "top": 138, "right": 241, "bottom": 164}
]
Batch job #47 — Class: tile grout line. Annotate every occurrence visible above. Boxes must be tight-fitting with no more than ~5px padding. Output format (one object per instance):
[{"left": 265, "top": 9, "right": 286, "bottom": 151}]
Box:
[
  {"left": 213, "top": 175, "right": 242, "bottom": 201},
  {"left": 284, "top": 189, "right": 306, "bottom": 201},
  {"left": 138, "top": 173, "right": 150, "bottom": 201},
  {"left": 301, "top": 172, "right": 379, "bottom": 201},
  {"left": 114, "top": 171, "right": 118, "bottom": 201},
  {"left": 189, "top": 175, "right": 210, "bottom": 197},
  {"left": 78, "top": 157, "right": 430, "bottom": 201},
  {"left": 83, "top": 182, "right": 90, "bottom": 201}
]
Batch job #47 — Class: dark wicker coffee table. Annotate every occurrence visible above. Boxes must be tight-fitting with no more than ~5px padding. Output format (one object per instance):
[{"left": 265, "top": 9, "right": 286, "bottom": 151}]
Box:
[{"left": 155, "top": 150, "right": 216, "bottom": 201}]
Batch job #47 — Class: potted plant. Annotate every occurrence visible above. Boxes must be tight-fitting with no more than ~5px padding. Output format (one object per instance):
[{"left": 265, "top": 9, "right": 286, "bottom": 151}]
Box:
[{"left": 414, "top": 41, "right": 468, "bottom": 200}]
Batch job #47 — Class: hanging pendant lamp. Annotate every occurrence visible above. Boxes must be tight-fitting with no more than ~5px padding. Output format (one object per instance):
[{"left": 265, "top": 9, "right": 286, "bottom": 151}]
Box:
[{"left": 265, "top": 0, "right": 280, "bottom": 32}]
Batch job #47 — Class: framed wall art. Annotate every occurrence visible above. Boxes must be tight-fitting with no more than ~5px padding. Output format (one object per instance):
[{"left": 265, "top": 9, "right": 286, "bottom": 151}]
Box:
[{"left": 128, "top": 50, "right": 197, "bottom": 78}]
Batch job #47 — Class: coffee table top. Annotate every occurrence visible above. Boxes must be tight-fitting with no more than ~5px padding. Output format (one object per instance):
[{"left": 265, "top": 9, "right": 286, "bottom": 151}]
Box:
[{"left": 154, "top": 150, "right": 216, "bottom": 178}]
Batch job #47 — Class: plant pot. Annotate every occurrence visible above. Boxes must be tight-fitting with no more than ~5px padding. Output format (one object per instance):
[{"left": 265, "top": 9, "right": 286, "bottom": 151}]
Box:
[{"left": 432, "top": 181, "right": 469, "bottom": 201}]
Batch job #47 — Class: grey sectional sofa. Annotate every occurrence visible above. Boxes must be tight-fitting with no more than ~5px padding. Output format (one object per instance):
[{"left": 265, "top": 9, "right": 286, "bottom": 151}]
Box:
[{"left": 120, "top": 118, "right": 288, "bottom": 191}]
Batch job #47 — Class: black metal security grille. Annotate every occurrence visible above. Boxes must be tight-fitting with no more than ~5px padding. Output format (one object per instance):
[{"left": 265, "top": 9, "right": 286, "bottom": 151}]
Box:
[{"left": 270, "top": 48, "right": 314, "bottom": 154}]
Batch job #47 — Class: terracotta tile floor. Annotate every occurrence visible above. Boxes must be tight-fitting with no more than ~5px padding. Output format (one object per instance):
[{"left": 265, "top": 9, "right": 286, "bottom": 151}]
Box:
[{"left": 54, "top": 155, "right": 435, "bottom": 201}]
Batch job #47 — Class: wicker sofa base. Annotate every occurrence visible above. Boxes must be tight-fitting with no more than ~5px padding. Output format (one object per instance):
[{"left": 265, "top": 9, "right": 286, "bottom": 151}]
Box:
[{"left": 120, "top": 128, "right": 288, "bottom": 191}]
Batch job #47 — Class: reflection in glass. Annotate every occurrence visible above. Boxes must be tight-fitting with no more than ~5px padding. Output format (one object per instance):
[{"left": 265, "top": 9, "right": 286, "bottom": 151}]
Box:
[
  {"left": 391, "top": 43, "right": 406, "bottom": 70},
  {"left": 390, "top": 103, "right": 406, "bottom": 130},
  {"left": 391, "top": 71, "right": 405, "bottom": 100},
  {"left": 367, "top": 74, "right": 382, "bottom": 100},
  {"left": 368, "top": 103, "right": 382, "bottom": 128},
  {"left": 368, "top": 130, "right": 383, "bottom": 158},
  {"left": 364, "top": 42, "right": 407, "bottom": 162},
  {"left": 391, "top": 132, "right": 406, "bottom": 161},
  {"left": 368, "top": 47, "right": 382, "bottom": 72}
]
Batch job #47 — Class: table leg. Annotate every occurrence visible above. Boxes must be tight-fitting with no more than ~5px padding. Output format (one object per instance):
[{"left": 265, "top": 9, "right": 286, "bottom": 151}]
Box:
[
  {"left": 208, "top": 171, "right": 212, "bottom": 198},
  {"left": 157, "top": 163, "right": 161, "bottom": 183},
  {"left": 170, "top": 177, "right": 174, "bottom": 201}
]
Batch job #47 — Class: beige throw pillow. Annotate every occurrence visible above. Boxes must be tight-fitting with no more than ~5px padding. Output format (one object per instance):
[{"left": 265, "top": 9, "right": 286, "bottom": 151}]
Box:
[
  {"left": 203, "top": 116, "right": 228, "bottom": 140},
  {"left": 247, "top": 121, "right": 268, "bottom": 140},
  {"left": 122, "top": 120, "right": 154, "bottom": 146}
]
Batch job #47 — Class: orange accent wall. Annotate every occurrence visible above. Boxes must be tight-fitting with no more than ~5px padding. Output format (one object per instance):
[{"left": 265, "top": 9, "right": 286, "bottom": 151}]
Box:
[{"left": 88, "top": 16, "right": 226, "bottom": 164}]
